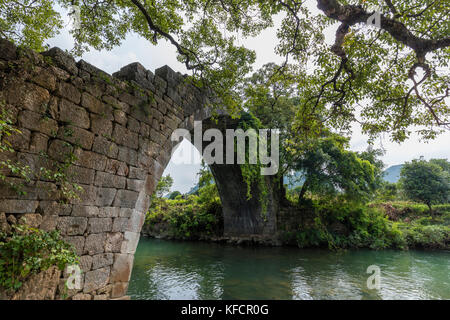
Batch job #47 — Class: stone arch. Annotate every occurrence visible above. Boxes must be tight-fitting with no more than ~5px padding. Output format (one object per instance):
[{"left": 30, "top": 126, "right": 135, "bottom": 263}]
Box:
[{"left": 0, "top": 39, "right": 279, "bottom": 300}]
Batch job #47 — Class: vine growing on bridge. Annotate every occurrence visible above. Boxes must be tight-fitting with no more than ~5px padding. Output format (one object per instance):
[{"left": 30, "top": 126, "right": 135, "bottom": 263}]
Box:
[
  {"left": 237, "top": 113, "right": 269, "bottom": 218},
  {"left": 0, "top": 223, "right": 79, "bottom": 292}
]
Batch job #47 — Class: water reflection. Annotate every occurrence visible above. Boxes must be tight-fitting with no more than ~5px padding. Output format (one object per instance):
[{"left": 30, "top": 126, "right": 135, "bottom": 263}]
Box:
[{"left": 127, "top": 238, "right": 450, "bottom": 300}]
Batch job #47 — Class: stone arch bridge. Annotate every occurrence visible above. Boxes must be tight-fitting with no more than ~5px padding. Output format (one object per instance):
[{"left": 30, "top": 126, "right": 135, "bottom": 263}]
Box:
[{"left": 0, "top": 39, "right": 280, "bottom": 300}]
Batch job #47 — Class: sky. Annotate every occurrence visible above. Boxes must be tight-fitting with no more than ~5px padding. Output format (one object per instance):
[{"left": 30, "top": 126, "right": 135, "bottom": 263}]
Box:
[{"left": 46, "top": 6, "right": 449, "bottom": 194}]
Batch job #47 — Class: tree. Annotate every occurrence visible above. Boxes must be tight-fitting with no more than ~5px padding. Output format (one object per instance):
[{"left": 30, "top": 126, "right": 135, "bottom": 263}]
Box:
[
  {"left": 168, "top": 191, "right": 182, "bottom": 200},
  {"left": 377, "top": 181, "right": 399, "bottom": 202},
  {"left": 357, "top": 147, "right": 386, "bottom": 191},
  {"left": 154, "top": 175, "right": 173, "bottom": 199},
  {"left": 293, "top": 132, "right": 378, "bottom": 203},
  {"left": 0, "top": 0, "right": 62, "bottom": 51},
  {"left": 1, "top": 1, "right": 448, "bottom": 142},
  {"left": 429, "top": 159, "right": 450, "bottom": 174},
  {"left": 400, "top": 158, "right": 449, "bottom": 211}
]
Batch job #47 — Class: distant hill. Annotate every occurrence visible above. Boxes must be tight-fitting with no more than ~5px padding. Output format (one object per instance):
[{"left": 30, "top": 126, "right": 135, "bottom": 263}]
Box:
[
  {"left": 382, "top": 165, "right": 403, "bottom": 183},
  {"left": 186, "top": 183, "right": 200, "bottom": 195},
  {"left": 183, "top": 165, "right": 405, "bottom": 194}
]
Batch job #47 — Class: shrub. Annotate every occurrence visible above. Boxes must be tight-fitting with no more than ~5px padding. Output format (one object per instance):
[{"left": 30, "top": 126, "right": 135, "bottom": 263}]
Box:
[{"left": 0, "top": 224, "right": 79, "bottom": 292}]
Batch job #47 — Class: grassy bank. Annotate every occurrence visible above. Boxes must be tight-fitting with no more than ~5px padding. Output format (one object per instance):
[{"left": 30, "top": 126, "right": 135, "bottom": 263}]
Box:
[
  {"left": 142, "top": 194, "right": 223, "bottom": 240},
  {"left": 278, "top": 200, "right": 450, "bottom": 250},
  {"left": 143, "top": 197, "right": 450, "bottom": 250}
]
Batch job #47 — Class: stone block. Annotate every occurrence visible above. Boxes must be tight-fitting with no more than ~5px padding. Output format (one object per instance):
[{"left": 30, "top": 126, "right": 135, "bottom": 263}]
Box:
[
  {"left": 94, "top": 188, "right": 117, "bottom": 207},
  {"left": 112, "top": 125, "right": 139, "bottom": 149},
  {"left": 97, "top": 284, "right": 113, "bottom": 295},
  {"left": 29, "top": 132, "right": 49, "bottom": 154},
  {"left": 113, "top": 109, "right": 127, "bottom": 126},
  {"left": 120, "top": 231, "right": 140, "bottom": 254},
  {"left": 0, "top": 38, "right": 17, "bottom": 60},
  {"left": 81, "top": 92, "right": 112, "bottom": 118},
  {"left": 57, "top": 217, "right": 87, "bottom": 236},
  {"left": 72, "top": 293, "right": 92, "bottom": 300},
  {"left": 18, "top": 110, "right": 58, "bottom": 136},
  {"left": 63, "top": 236, "right": 85, "bottom": 255},
  {"left": 49, "top": 66, "right": 70, "bottom": 81},
  {"left": 105, "top": 232, "right": 123, "bottom": 253},
  {"left": 117, "top": 147, "right": 138, "bottom": 166},
  {"left": 18, "top": 213, "right": 42, "bottom": 228},
  {"left": 7, "top": 82, "right": 50, "bottom": 113},
  {"left": 0, "top": 200, "right": 39, "bottom": 214},
  {"left": 103, "top": 95, "right": 121, "bottom": 109},
  {"left": 127, "top": 117, "right": 140, "bottom": 133},
  {"left": 126, "top": 211, "right": 145, "bottom": 233},
  {"left": 42, "top": 47, "right": 78, "bottom": 75},
  {"left": 98, "top": 207, "right": 120, "bottom": 218},
  {"left": 113, "top": 190, "right": 139, "bottom": 208},
  {"left": 91, "top": 114, "right": 113, "bottom": 136},
  {"left": 110, "top": 254, "right": 134, "bottom": 283},
  {"left": 111, "top": 282, "right": 129, "bottom": 299},
  {"left": 59, "top": 98, "right": 90, "bottom": 129},
  {"left": 94, "top": 171, "right": 126, "bottom": 189},
  {"left": 126, "top": 179, "right": 144, "bottom": 192},
  {"left": 118, "top": 92, "right": 142, "bottom": 107},
  {"left": 87, "top": 218, "right": 112, "bottom": 234},
  {"left": 72, "top": 205, "right": 99, "bottom": 217},
  {"left": 92, "top": 253, "right": 114, "bottom": 270},
  {"left": 79, "top": 255, "right": 93, "bottom": 273},
  {"left": 68, "top": 184, "right": 97, "bottom": 206},
  {"left": 73, "top": 149, "right": 107, "bottom": 171},
  {"left": 119, "top": 208, "right": 133, "bottom": 218},
  {"left": 39, "top": 215, "right": 58, "bottom": 231},
  {"left": 92, "top": 136, "right": 119, "bottom": 158},
  {"left": 36, "top": 181, "right": 59, "bottom": 201},
  {"left": 78, "top": 60, "right": 110, "bottom": 78},
  {"left": 48, "top": 139, "right": 74, "bottom": 162},
  {"left": 4, "top": 127, "right": 31, "bottom": 151},
  {"left": 83, "top": 267, "right": 110, "bottom": 293},
  {"left": 128, "top": 167, "right": 147, "bottom": 180},
  {"left": 112, "top": 218, "right": 129, "bottom": 233},
  {"left": 137, "top": 152, "right": 151, "bottom": 168},
  {"left": 56, "top": 82, "right": 81, "bottom": 104},
  {"left": 105, "top": 159, "right": 128, "bottom": 176},
  {"left": 84, "top": 233, "right": 106, "bottom": 255},
  {"left": 9, "top": 266, "right": 61, "bottom": 300},
  {"left": 37, "top": 201, "right": 72, "bottom": 216},
  {"left": 66, "top": 165, "right": 95, "bottom": 185},
  {"left": 57, "top": 125, "right": 95, "bottom": 150},
  {"left": 84, "top": 80, "right": 105, "bottom": 98},
  {"left": 31, "top": 68, "right": 57, "bottom": 91}
]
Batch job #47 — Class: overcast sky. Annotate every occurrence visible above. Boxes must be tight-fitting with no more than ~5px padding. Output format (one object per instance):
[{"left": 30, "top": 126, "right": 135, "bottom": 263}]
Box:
[{"left": 47, "top": 6, "right": 449, "bottom": 193}]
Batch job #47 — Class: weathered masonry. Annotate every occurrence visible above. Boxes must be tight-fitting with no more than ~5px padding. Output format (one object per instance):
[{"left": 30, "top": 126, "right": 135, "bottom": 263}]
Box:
[{"left": 0, "top": 39, "right": 278, "bottom": 300}]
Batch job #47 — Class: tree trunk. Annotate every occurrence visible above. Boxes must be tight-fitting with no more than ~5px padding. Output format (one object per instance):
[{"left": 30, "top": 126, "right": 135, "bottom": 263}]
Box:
[
  {"left": 427, "top": 202, "right": 433, "bottom": 215},
  {"left": 298, "top": 178, "right": 310, "bottom": 203}
]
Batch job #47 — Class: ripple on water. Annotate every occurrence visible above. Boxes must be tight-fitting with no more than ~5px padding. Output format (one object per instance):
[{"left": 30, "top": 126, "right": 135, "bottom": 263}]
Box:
[{"left": 127, "top": 239, "right": 450, "bottom": 300}]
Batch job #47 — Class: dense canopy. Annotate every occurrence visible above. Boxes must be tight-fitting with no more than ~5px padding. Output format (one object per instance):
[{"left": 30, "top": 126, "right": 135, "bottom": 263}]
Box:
[{"left": 1, "top": 0, "right": 448, "bottom": 142}]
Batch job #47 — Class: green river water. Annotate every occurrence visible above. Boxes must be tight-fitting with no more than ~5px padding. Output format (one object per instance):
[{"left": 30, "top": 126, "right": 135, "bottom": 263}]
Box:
[{"left": 127, "top": 238, "right": 450, "bottom": 300}]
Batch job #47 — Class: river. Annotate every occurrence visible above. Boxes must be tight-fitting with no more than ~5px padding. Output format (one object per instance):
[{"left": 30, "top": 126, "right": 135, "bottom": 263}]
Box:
[{"left": 127, "top": 238, "right": 450, "bottom": 300}]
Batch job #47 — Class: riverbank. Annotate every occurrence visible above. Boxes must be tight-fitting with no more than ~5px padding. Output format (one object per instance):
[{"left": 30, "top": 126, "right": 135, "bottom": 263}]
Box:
[{"left": 142, "top": 200, "right": 450, "bottom": 250}]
